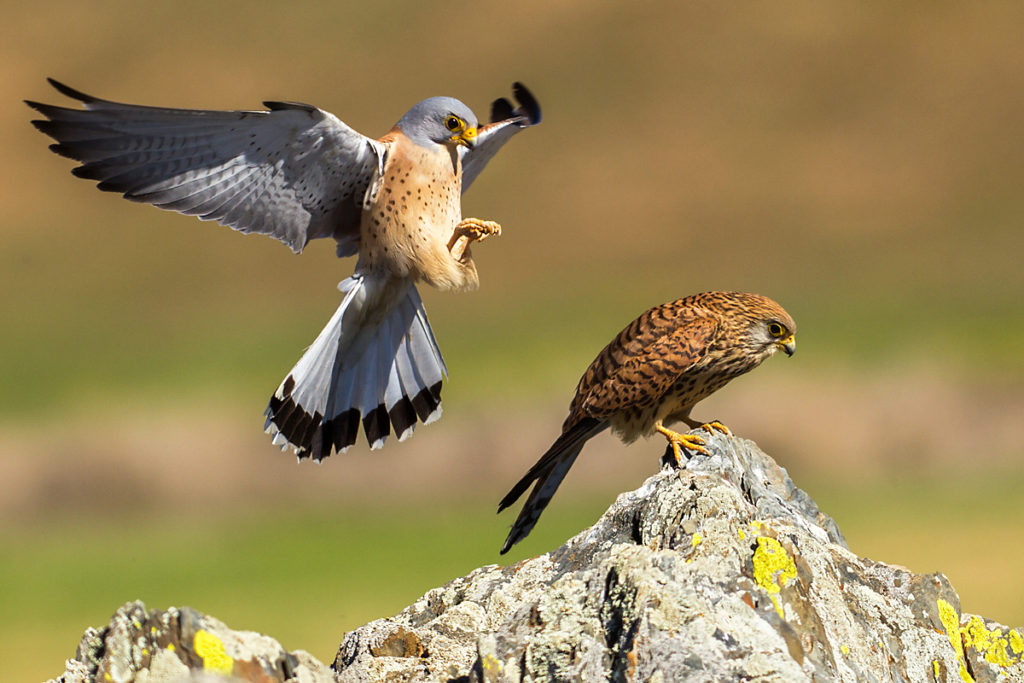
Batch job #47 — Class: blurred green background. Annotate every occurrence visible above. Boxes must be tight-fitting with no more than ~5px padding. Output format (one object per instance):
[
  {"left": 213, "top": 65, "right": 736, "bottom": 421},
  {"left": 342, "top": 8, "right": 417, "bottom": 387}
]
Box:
[{"left": 3, "top": 2, "right": 1024, "bottom": 680}]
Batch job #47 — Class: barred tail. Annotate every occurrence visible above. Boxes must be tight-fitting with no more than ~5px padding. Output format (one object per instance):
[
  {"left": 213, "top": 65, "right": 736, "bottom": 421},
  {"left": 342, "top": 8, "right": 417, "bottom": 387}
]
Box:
[{"left": 264, "top": 274, "right": 446, "bottom": 461}]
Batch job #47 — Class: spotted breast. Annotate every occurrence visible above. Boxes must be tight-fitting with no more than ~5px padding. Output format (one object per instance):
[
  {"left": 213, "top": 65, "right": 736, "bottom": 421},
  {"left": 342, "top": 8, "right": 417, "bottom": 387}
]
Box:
[{"left": 360, "top": 133, "right": 479, "bottom": 292}]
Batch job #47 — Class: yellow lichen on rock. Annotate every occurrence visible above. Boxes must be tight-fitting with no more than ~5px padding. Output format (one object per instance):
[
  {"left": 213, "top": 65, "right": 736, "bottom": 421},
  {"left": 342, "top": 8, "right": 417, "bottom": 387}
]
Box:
[
  {"left": 937, "top": 600, "right": 963, "bottom": 655},
  {"left": 193, "top": 629, "right": 234, "bottom": 675},
  {"left": 686, "top": 531, "right": 704, "bottom": 563},
  {"left": 481, "top": 653, "right": 502, "bottom": 676},
  {"left": 752, "top": 537, "right": 796, "bottom": 594},
  {"left": 1010, "top": 628, "right": 1024, "bottom": 656},
  {"left": 936, "top": 599, "right": 974, "bottom": 683},
  {"left": 962, "top": 616, "right": 1012, "bottom": 667},
  {"left": 752, "top": 536, "right": 797, "bottom": 620}
]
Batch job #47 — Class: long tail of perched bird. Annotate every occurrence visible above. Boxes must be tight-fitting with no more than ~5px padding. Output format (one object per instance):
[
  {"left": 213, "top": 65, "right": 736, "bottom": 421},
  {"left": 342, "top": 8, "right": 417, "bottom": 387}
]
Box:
[
  {"left": 265, "top": 274, "right": 446, "bottom": 461},
  {"left": 498, "top": 291, "right": 796, "bottom": 554},
  {"left": 497, "top": 418, "right": 608, "bottom": 553}
]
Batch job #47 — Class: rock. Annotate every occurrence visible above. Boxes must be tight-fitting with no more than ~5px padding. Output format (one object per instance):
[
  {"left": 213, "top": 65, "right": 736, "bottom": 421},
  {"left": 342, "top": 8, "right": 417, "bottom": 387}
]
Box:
[
  {"left": 333, "top": 432, "right": 1024, "bottom": 682},
  {"left": 50, "top": 433, "right": 1024, "bottom": 682},
  {"left": 48, "top": 601, "right": 333, "bottom": 683}
]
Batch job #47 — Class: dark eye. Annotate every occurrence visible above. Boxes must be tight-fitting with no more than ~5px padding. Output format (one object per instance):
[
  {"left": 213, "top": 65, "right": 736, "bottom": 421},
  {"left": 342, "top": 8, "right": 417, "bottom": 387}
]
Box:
[
  {"left": 444, "top": 116, "right": 462, "bottom": 131},
  {"left": 768, "top": 322, "right": 785, "bottom": 337}
]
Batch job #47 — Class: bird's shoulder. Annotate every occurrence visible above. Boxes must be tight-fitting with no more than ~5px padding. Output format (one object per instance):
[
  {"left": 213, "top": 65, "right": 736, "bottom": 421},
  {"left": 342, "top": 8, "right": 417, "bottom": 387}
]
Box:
[{"left": 566, "top": 305, "right": 721, "bottom": 421}]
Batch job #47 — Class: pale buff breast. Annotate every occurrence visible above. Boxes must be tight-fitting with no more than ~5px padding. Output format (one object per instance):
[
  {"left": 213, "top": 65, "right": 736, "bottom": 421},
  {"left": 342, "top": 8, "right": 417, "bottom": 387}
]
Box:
[
  {"left": 359, "top": 133, "right": 479, "bottom": 291},
  {"left": 607, "top": 363, "right": 744, "bottom": 442}
]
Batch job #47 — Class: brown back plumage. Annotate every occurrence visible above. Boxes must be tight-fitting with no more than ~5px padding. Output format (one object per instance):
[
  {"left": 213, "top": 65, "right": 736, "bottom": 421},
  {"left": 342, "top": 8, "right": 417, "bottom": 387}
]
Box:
[{"left": 499, "top": 291, "right": 796, "bottom": 553}]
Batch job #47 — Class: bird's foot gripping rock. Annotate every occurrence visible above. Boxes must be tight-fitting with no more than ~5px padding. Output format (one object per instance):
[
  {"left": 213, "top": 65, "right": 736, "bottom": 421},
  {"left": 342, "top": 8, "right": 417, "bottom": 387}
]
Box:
[
  {"left": 448, "top": 218, "right": 502, "bottom": 261},
  {"left": 655, "top": 424, "right": 710, "bottom": 465},
  {"left": 699, "top": 420, "right": 732, "bottom": 435}
]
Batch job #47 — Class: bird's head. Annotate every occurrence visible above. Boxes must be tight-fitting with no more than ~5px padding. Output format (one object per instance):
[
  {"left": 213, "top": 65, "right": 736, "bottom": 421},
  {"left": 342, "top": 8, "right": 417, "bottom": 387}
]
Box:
[
  {"left": 397, "top": 96, "right": 479, "bottom": 149},
  {"left": 737, "top": 294, "right": 797, "bottom": 359}
]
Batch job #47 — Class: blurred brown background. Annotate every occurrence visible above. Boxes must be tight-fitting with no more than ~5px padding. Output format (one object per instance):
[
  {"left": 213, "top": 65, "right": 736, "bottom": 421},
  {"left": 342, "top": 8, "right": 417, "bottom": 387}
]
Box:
[{"left": 2, "top": 2, "right": 1023, "bottom": 680}]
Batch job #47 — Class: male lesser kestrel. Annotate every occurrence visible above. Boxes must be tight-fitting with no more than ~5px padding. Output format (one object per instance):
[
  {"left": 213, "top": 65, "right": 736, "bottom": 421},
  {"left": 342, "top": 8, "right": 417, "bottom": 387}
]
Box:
[
  {"left": 27, "top": 79, "right": 541, "bottom": 461},
  {"left": 498, "top": 291, "right": 796, "bottom": 553}
]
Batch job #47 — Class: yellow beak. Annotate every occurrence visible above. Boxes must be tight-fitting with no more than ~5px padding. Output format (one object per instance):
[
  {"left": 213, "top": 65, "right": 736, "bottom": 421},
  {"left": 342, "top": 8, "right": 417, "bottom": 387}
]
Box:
[
  {"left": 451, "top": 126, "right": 478, "bottom": 148},
  {"left": 778, "top": 335, "right": 796, "bottom": 357}
]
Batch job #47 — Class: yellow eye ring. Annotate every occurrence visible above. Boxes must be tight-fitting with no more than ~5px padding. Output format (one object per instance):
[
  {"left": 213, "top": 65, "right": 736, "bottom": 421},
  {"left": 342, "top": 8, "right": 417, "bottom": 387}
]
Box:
[
  {"left": 768, "top": 322, "right": 785, "bottom": 337},
  {"left": 444, "top": 116, "right": 463, "bottom": 132}
]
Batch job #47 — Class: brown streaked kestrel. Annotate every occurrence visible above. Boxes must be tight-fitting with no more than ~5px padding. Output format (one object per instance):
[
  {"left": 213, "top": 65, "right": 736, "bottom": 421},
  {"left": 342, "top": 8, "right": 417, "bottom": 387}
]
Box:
[
  {"left": 26, "top": 79, "right": 540, "bottom": 461},
  {"left": 498, "top": 291, "right": 796, "bottom": 554}
]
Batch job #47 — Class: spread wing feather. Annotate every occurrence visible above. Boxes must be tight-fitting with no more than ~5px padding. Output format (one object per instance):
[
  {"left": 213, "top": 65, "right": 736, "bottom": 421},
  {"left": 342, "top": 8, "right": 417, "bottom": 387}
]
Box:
[
  {"left": 461, "top": 82, "right": 542, "bottom": 193},
  {"left": 26, "top": 78, "right": 384, "bottom": 254}
]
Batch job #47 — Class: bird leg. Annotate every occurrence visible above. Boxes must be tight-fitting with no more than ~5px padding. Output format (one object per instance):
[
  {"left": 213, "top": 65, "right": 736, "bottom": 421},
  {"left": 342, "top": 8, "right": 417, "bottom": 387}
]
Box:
[
  {"left": 448, "top": 218, "right": 502, "bottom": 261},
  {"left": 655, "top": 422, "right": 710, "bottom": 466}
]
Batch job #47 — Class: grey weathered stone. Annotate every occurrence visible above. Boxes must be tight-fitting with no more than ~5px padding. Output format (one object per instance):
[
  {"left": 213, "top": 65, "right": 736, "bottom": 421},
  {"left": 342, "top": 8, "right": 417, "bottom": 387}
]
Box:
[
  {"left": 48, "top": 601, "right": 333, "bottom": 683},
  {"left": 333, "top": 432, "right": 1024, "bottom": 682},
  {"left": 50, "top": 433, "right": 1024, "bottom": 682}
]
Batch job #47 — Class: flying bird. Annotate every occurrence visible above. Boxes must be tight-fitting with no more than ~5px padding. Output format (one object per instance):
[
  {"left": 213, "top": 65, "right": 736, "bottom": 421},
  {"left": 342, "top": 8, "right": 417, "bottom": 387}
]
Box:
[
  {"left": 27, "top": 79, "right": 541, "bottom": 461},
  {"left": 498, "top": 291, "right": 796, "bottom": 554}
]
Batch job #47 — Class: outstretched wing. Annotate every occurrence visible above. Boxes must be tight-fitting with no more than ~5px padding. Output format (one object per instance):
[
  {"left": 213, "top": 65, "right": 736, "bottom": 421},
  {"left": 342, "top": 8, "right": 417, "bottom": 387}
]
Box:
[
  {"left": 460, "top": 82, "right": 542, "bottom": 193},
  {"left": 26, "top": 78, "right": 385, "bottom": 255}
]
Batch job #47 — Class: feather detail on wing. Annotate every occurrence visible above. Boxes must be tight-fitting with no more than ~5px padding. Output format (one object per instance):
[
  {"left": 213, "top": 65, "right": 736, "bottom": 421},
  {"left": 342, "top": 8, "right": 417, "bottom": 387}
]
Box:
[
  {"left": 26, "top": 78, "right": 384, "bottom": 254},
  {"left": 568, "top": 304, "right": 718, "bottom": 422},
  {"left": 461, "top": 82, "right": 542, "bottom": 193}
]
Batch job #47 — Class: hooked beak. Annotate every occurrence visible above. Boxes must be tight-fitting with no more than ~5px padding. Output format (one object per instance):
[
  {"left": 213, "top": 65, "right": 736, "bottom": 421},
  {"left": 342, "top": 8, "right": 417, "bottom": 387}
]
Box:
[
  {"left": 451, "top": 126, "right": 478, "bottom": 149},
  {"left": 777, "top": 334, "right": 796, "bottom": 357}
]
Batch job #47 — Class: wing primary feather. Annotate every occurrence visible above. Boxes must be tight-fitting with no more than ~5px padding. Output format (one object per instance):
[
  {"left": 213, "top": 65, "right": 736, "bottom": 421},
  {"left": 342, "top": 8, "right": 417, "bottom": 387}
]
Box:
[
  {"left": 511, "top": 82, "right": 542, "bottom": 125},
  {"left": 28, "top": 79, "right": 380, "bottom": 252},
  {"left": 490, "top": 98, "right": 515, "bottom": 123},
  {"left": 45, "top": 78, "right": 101, "bottom": 105},
  {"left": 263, "top": 100, "right": 319, "bottom": 114}
]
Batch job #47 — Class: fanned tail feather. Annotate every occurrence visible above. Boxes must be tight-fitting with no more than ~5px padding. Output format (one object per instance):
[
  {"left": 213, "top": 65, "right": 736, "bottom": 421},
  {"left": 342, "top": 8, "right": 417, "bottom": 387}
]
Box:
[{"left": 265, "top": 274, "right": 446, "bottom": 461}]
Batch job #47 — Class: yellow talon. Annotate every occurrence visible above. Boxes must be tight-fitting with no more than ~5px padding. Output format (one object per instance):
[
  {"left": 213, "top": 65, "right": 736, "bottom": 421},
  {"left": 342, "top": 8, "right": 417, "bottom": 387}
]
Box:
[
  {"left": 448, "top": 218, "right": 502, "bottom": 260},
  {"left": 655, "top": 423, "right": 710, "bottom": 465},
  {"left": 700, "top": 421, "right": 731, "bottom": 435},
  {"left": 454, "top": 217, "right": 501, "bottom": 242}
]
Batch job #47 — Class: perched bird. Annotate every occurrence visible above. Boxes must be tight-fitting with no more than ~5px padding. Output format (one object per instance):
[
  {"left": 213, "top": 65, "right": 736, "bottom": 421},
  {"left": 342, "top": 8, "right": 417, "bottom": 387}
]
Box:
[
  {"left": 26, "top": 79, "right": 541, "bottom": 460},
  {"left": 498, "top": 291, "right": 796, "bottom": 554}
]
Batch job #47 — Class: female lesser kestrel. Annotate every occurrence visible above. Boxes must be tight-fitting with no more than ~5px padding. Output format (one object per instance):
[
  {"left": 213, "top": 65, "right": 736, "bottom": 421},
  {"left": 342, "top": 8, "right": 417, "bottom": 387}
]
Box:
[
  {"left": 498, "top": 291, "right": 796, "bottom": 553},
  {"left": 27, "top": 80, "right": 541, "bottom": 461}
]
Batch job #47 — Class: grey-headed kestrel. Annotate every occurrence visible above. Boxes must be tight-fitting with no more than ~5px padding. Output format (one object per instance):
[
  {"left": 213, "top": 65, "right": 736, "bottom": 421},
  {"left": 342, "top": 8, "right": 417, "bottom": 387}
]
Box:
[
  {"left": 27, "top": 79, "right": 540, "bottom": 461},
  {"left": 498, "top": 291, "right": 796, "bottom": 554}
]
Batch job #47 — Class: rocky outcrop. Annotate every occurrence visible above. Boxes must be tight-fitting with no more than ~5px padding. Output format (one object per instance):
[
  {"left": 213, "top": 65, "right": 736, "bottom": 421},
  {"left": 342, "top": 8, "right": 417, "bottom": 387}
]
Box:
[
  {"left": 51, "top": 432, "right": 1024, "bottom": 682},
  {"left": 51, "top": 602, "right": 332, "bottom": 683}
]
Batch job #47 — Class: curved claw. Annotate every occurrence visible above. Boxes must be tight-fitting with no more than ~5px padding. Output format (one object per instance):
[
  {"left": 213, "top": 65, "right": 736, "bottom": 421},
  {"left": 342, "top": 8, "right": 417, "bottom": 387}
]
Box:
[
  {"left": 448, "top": 217, "right": 502, "bottom": 261},
  {"left": 655, "top": 423, "right": 710, "bottom": 466},
  {"left": 700, "top": 421, "right": 731, "bottom": 436}
]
